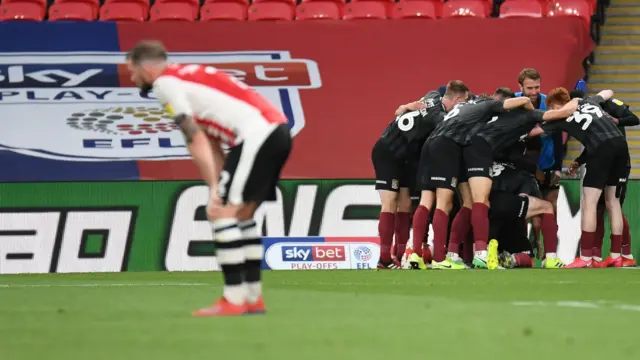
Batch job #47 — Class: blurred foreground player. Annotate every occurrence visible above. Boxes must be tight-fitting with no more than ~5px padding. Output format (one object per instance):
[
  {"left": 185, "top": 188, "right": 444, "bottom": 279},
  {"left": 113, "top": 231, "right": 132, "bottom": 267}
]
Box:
[
  {"left": 531, "top": 88, "right": 629, "bottom": 268},
  {"left": 568, "top": 90, "right": 637, "bottom": 267},
  {"left": 374, "top": 91, "right": 445, "bottom": 269},
  {"left": 127, "top": 41, "right": 292, "bottom": 316}
]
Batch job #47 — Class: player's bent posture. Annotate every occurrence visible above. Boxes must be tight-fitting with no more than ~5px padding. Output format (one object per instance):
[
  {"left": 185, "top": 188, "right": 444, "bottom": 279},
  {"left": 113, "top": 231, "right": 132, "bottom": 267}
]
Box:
[
  {"left": 568, "top": 90, "right": 638, "bottom": 267},
  {"left": 458, "top": 95, "right": 539, "bottom": 269},
  {"left": 127, "top": 41, "right": 292, "bottom": 316},
  {"left": 373, "top": 91, "right": 445, "bottom": 269},
  {"left": 530, "top": 88, "right": 629, "bottom": 268},
  {"left": 488, "top": 160, "right": 563, "bottom": 268},
  {"left": 424, "top": 83, "right": 532, "bottom": 270}
]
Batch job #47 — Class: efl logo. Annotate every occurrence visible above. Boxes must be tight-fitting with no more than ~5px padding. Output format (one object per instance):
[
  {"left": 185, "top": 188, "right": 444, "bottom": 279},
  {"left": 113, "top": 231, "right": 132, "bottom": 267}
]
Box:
[
  {"left": 0, "top": 51, "right": 320, "bottom": 162},
  {"left": 281, "top": 245, "right": 346, "bottom": 262}
]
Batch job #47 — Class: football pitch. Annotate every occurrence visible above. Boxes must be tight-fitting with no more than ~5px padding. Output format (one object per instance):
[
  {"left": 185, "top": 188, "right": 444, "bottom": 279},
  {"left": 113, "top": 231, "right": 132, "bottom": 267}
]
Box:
[{"left": 1, "top": 270, "right": 639, "bottom": 360}]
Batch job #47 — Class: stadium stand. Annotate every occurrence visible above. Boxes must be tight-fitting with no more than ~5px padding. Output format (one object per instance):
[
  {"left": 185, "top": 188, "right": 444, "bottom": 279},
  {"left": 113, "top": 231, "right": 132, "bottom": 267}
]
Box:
[{"left": 0, "top": 0, "right": 601, "bottom": 24}]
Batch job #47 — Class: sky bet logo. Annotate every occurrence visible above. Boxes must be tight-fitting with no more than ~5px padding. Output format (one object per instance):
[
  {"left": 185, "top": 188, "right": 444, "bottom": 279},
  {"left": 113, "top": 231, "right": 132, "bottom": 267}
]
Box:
[{"left": 281, "top": 245, "right": 346, "bottom": 262}]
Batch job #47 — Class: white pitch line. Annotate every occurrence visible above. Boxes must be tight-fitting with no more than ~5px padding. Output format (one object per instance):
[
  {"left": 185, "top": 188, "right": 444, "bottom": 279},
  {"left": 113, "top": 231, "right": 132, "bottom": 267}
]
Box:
[
  {"left": 512, "top": 301, "right": 640, "bottom": 312},
  {"left": 0, "top": 283, "right": 210, "bottom": 288}
]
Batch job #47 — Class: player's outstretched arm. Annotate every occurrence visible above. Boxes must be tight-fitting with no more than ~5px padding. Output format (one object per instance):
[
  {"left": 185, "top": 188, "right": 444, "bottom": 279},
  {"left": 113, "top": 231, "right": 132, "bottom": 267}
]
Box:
[
  {"left": 597, "top": 89, "right": 614, "bottom": 102},
  {"left": 175, "top": 115, "right": 219, "bottom": 188},
  {"left": 503, "top": 97, "right": 533, "bottom": 110},
  {"left": 541, "top": 98, "right": 579, "bottom": 122}
]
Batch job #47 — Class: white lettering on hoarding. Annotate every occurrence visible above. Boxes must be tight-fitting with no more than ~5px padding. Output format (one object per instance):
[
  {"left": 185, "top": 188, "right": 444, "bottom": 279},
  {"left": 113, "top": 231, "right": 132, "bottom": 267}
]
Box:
[
  {"left": 0, "top": 210, "right": 134, "bottom": 274},
  {"left": 56, "top": 211, "right": 133, "bottom": 273},
  {"left": 0, "top": 212, "right": 59, "bottom": 274}
]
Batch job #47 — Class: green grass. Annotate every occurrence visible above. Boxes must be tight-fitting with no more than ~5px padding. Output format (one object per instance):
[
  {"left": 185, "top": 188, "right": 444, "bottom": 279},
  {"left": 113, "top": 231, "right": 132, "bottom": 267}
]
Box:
[{"left": 1, "top": 270, "right": 639, "bottom": 360}]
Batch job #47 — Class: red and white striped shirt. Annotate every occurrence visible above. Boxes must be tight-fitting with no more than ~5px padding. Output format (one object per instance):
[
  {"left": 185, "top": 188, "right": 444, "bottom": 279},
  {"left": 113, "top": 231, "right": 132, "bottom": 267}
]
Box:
[{"left": 153, "top": 63, "right": 287, "bottom": 146}]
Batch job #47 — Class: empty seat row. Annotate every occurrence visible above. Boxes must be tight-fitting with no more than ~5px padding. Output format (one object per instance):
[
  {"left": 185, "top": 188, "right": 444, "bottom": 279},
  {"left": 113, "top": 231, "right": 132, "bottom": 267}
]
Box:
[
  {"left": 0, "top": 0, "right": 600, "bottom": 16},
  {"left": 0, "top": 0, "right": 593, "bottom": 21}
]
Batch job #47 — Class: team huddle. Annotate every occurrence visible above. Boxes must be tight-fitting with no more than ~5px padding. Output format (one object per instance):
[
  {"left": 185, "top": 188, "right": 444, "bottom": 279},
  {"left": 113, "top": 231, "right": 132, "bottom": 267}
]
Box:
[{"left": 372, "top": 70, "right": 637, "bottom": 270}]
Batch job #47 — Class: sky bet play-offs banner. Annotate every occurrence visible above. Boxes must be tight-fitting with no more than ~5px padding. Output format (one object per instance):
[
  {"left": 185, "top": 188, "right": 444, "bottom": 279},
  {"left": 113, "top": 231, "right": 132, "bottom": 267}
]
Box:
[
  {"left": 0, "top": 21, "right": 596, "bottom": 273},
  {"left": 1, "top": 180, "right": 638, "bottom": 274}
]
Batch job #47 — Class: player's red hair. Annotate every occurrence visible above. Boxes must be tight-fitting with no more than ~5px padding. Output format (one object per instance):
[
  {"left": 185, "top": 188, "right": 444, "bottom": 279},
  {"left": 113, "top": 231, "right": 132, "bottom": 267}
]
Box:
[{"left": 546, "top": 87, "right": 570, "bottom": 108}]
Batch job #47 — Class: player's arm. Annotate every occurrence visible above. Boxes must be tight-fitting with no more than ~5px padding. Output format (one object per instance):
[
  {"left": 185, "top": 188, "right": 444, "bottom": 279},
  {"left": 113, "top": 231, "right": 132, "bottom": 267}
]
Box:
[
  {"left": 541, "top": 98, "right": 579, "bottom": 122},
  {"left": 154, "top": 76, "right": 219, "bottom": 187},
  {"left": 528, "top": 124, "right": 545, "bottom": 137},
  {"left": 575, "top": 148, "right": 588, "bottom": 165},
  {"left": 596, "top": 89, "right": 614, "bottom": 102},
  {"left": 502, "top": 97, "right": 533, "bottom": 110},
  {"left": 174, "top": 115, "right": 219, "bottom": 187},
  {"left": 395, "top": 101, "right": 426, "bottom": 116},
  {"left": 606, "top": 99, "right": 639, "bottom": 127}
]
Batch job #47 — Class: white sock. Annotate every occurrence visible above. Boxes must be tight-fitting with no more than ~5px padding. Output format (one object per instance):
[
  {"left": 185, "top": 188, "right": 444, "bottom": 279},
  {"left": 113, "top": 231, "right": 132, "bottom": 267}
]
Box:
[
  {"left": 475, "top": 250, "right": 487, "bottom": 259},
  {"left": 610, "top": 252, "right": 621, "bottom": 259},
  {"left": 546, "top": 253, "right": 557, "bottom": 260},
  {"left": 580, "top": 255, "right": 592, "bottom": 262},
  {"left": 623, "top": 254, "right": 634, "bottom": 260},
  {"left": 213, "top": 218, "right": 246, "bottom": 306},
  {"left": 447, "top": 252, "right": 460, "bottom": 261},
  {"left": 593, "top": 256, "right": 603, "bottom": 262}
]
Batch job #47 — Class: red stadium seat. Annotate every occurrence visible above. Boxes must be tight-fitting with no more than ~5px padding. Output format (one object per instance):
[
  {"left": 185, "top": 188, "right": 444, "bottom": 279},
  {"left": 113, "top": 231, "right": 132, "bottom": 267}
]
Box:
[
  {"left": 200, "top": 2, "right": 247, "bottom": 20},
  {"left": 391, "top": 1, "right": 437, "bottom": 19},
  {"left": 154, "top": 0, "right": 199, "bottom": 17},
  {"left": 547, "top": 0, "right": 592, "bottom": 22},
  {"left": 448, "top": 0, "right": 491, "bottom": 16},
  {"left": 248, "top": 2, "right": 294, "bottom": 20},
  {"left": 150, "top": 2, "right": 196, "bottom": 21},
  {"left": 49, "top": 2, "right": 96, "bottom": 20},
  {"left": 99, "top": 2, "right": 147, "bottom": 22},
  {"left": 0, "top": 2, "right": 44, "bottom": 20},
  {"left": 55, "top": 0, "right": 100, "bottom": 17},
  {"left": 204, "top": 0, "right": 249, "bottom": 6},
  {"left": 301, "top": 0, "right": 344, "bottom": 4},
  {"left": 442, "top": 0, "right": 487, "bottom": 18},
  {"left": 104, "top": 0, "right": 149, "bottom": 14},
  {"left": 343, "top": 1, "right": 388, "bottom": 19},
  {"left": 253, "top": 0, "right": 296, "bottom": 6},
  {"left": 296, "top": 1, "right": 342, "bottom": 19},
  {"left": 1, "top": 0, "right": 45, "bottom": 17},
  {"left": 398, "top": 0, "right": 442, "bottom": 15},
  {"left": 499, "top": 0, "right": 543, "bottom": 17}
]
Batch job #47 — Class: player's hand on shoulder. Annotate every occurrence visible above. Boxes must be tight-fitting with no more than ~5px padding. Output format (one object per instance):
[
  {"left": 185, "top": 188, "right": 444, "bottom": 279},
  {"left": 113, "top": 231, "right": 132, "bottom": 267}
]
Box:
[
  {"left": 568, "top": 161, "right": 580, "bottom": 176},
  {"left": 395, "top": 101, "right": 426, "bottom": 116}
]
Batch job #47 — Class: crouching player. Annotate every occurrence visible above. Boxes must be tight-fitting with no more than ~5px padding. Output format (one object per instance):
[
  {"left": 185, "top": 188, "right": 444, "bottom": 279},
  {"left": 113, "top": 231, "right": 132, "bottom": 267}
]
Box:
[{"left": 488, "top": 159, "right": 565, "bottom": 268}]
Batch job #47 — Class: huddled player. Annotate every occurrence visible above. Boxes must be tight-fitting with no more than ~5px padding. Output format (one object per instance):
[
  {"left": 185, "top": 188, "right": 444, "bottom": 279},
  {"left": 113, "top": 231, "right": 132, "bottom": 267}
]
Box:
[
  {"left": 528, "top": 88, "right": 630, "bottom": 268},
  {"left": 568, "top": 90, "right": 638, "bottom": 267},
  {"left": 372, "top": 91, "right": 446, "bottom": 269}
]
